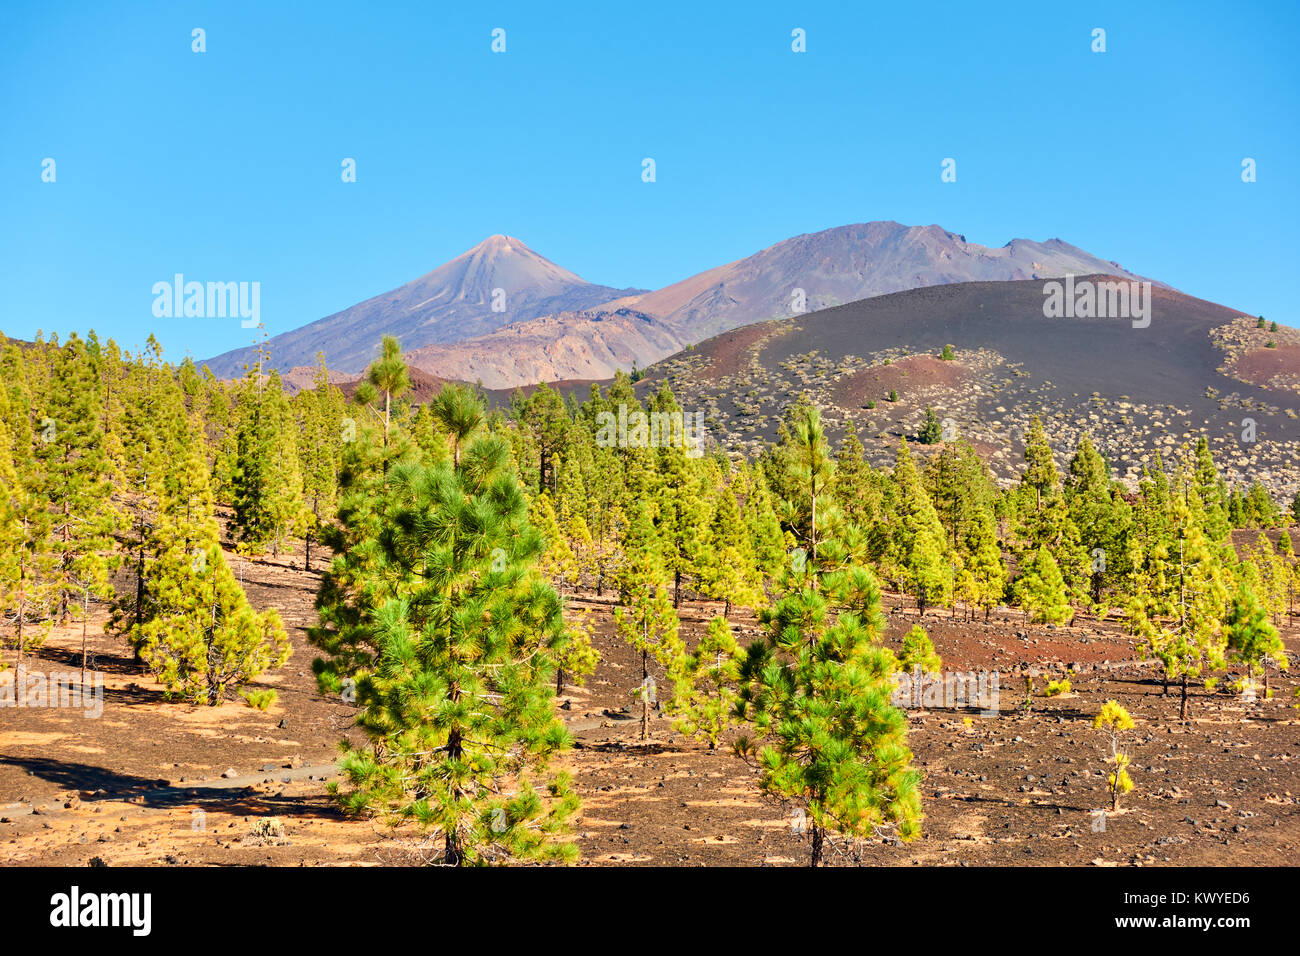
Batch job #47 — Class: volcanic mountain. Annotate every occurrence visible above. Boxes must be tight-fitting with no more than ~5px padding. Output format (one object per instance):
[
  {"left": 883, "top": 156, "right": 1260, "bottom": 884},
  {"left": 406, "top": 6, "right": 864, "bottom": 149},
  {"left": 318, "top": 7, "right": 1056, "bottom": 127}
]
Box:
[
  {"left": 201, "top": 235, "right": 646, "bottom": 378},
  {"left": 627, "top": 276, "right": 1300, "bottom": 502},
  {"left": 398, "top": 222, "right": 1162, "bottom": 388},
  {"left": 611, "top": 221, "right": 1161, "bottom": 342},
  {"left": 201, "top": 222, "right": 1159, "bottom": 387}
]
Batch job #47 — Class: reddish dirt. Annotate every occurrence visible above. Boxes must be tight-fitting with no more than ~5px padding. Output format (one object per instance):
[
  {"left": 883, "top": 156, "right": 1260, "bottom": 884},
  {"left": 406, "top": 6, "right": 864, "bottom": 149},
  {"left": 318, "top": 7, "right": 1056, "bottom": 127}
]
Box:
[
  {"left": 694, "top": 322, "right": 784, "bottom": 383},
  {"left": 1230, "top": 345, "right": 1300, "bottom": 389},
  {"left": 831, "top": 356, "right": 969, "bottom": 408},
  {"left": 3, "top": 542, "right": 1298, "bottom": 867}
]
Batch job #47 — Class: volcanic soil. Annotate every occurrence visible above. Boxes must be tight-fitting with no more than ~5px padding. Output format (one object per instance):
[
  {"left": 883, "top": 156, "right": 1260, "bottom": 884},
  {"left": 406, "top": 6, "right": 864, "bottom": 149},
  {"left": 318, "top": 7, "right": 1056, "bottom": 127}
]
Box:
[{"left": 3, "top": 537, "right": 1298, "bottom": 867}]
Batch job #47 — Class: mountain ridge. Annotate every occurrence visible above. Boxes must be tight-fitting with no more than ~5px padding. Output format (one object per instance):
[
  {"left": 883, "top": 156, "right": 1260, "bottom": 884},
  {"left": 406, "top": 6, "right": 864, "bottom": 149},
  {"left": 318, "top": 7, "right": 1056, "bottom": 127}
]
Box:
[{"left": 202, "top": 222, "right": 1164, "bottom": 387}]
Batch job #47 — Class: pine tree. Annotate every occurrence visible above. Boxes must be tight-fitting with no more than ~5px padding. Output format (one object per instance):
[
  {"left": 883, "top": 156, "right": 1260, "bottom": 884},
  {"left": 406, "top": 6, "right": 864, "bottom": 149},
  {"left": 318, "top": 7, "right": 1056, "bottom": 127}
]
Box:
[
  {"left": 0, "top": 350, "right": 57, "bottom": 665},
  {"left": 898, "top": 624, "right": 942, "bottom": 673},
  {"left": 428, "top": 383, "right": 484, "bottom": 467},
  {"left": 1021, "top": 415, "right": 1058, "bottom": 511},
  {"left": 530, "top": 492, "right": 579, "bottom": 594},
  {"left": 669, "top": 615, "right": 744, "bottom": 748},
  {"left": 891, "top": 441, "right": 952, "bottom": 612},
  {"left": 1065, "top": 433, "right": 1133, "bottom": 607},
  {"left": 33, "top": 334, "right": 119, "bottom": 624},
  {"left": 312, "top": 389, "right": 579, "bottom": 865},
  {"left": 735, "top": 406, "right": 921, "bottom": 865},
  {"left": 1015, "top": 546, "right": 1073, "bottom": 624},
  {"left": 554, "top": 610, "right": 600, "bottom": 694},
  {"left": 962, "top": 508, "right": 1006, "bottom": 622},
  {"left": 297, "top": 354, "right": 344, "bottom": 571},
  {"left": 909, "top": 523, "right": 951, "bottom": 615},
  {"left": 1134, "top": 502, "right": 1229, "bottom": 719},
  {"left": 518, "top": 382, "right": 570, "bottom": 496},
  {"left": 230, "top": 362, "right": 306, "bottom": 557},
  {"left": 614, "top": 500, "right": 685, "bottom": 740},
  {"left": 1225, "top": 579, "right": 1288, "bottom": 699},
  {"left": 133, "top": 428, "right": 290, "bottom": 704},
  {"left": 697, "top": 479, "right": 764, "bottom": 618},
  {"left": 1191, "top": 437, "right": 1230, "bottom": 542},
  {"left": 1246, "top": 534, "right": 1289, "bottom": 625},
  {"left": 1016, "top": 493, "right": 1090, "bottom": 609},
  {"left": 917, "top": 406, "right": 943, "bottom": 444},
  {"left": 1093, "top": 700, "right": 1135, "bottom": 811},
  {"left": 925, "top": 440, "right": 996, "bottom": 553},
  {"left": 357, "top": 334, "right": 410, "bottom": 447},
  {"left": 741, "top": 465, "right": 788, "bottom": 588},
  {"left": 832, "top": 420, "right": 881, "bottom": 532}
]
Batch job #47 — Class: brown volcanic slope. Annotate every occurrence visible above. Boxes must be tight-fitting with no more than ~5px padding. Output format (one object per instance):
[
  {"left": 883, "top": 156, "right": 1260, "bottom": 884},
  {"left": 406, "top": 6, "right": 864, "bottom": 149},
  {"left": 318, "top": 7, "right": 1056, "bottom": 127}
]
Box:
[
  {"left": 637, "top": 276, "right": 1300, "bottom": 501},
  {"left": 201, "top": 235, "right": 645, "bottom": 379},
  {"left": 404, "top": 307, "right": 686, "bottom": 390}
]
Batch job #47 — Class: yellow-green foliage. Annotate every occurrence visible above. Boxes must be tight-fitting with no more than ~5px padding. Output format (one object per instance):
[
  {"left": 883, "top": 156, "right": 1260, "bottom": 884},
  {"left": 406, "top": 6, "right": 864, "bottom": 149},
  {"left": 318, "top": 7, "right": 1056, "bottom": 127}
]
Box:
[
  {"left": 556, "top": 612, "right": 600, "bottom": 688},
  {"left": 1093, "top": 700, "right": 1136, "bottom": 810},
  {"left": 669, "top": 616, "right": 744, "bottom": 748},
  {"left": 241, "top": 688, "right": 278, "bottom": 710},
  {"left": 1045, "top": 679, "right": 1072, "bottom": 696},
  {"left": 898, "top": 624, "right": 942, "bottom": 674}
]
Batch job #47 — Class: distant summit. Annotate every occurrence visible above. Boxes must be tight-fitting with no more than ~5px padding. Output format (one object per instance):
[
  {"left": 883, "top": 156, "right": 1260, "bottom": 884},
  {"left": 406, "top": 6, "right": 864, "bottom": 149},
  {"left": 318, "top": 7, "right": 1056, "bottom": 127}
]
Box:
[{"left": 201, "top": 235, "right": 645, "bottom": 377}]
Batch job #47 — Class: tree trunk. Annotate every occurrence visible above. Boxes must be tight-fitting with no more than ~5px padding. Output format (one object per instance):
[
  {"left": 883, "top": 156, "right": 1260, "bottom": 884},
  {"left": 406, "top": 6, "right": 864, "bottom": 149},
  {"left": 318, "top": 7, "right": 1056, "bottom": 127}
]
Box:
[
  {"left": 673, "top": 570, "right": 681, "bottom": 609},
  {"left": 809, "top": 825, "right": 824, "bottom": 867},
  {"left": 640, "top": 648, "right": 650, "bottom": 741},
  {"left": 1179, "top": 673, "right": 1189, "bottom": 720},
  {"left": 304, "top": 533, "right": 311, "bottom": 572},
  {"left": 80, "top": 589, "right": 89, "bottom": 686},
  {"left": 133, "top": 540, "right": 146, "bottom": 664},
  {"left": 444, "top": 828, "right": 463, "bottom": 866},
  {"left": 445, "top": 723, "right": 464, "bottom": 865}
]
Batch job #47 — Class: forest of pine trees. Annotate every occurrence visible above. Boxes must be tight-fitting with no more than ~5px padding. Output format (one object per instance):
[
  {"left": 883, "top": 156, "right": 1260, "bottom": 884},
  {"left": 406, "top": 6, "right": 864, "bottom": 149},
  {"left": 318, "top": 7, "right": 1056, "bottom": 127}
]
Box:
[{"left": 1, "top": 330, "right": 1296, "bottom": 863}]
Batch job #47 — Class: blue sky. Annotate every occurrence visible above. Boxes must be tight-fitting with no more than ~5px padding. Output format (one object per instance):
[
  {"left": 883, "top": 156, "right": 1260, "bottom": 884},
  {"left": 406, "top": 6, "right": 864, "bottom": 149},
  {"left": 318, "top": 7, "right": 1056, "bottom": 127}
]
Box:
[{"left": 2, "top": 0, "right": 1296, "bottom": 363}]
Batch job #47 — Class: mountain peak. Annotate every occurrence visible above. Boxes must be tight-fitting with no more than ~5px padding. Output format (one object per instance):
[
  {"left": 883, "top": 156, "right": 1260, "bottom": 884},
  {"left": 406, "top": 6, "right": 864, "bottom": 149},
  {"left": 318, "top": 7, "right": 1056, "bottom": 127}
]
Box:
[{"left": 470, "top": 234, "right": 526, "bottom": 255}]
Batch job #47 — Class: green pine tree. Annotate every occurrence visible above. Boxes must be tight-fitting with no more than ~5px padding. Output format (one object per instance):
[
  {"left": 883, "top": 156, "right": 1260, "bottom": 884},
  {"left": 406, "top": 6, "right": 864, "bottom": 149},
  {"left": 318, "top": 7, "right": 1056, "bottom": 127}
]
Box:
[
  {"left": 134, "top": 429, "right": 290, "bottom": 704},
  {"left": 1015, "top": 546, "right": 1074, "bottom": 624},
  {"left": 898, "top": 624, "right": 942, "bottom": 673},
  {"left": 614, "top": 500, "right": 686, "bottom": 740},
  {"left": 735, "top": 406, "right": 921, "bottom": 866},
  {"left": 669, "top": 615, "right": 745, "bottom": 748},
  {"left": 313, "top": 386, "right": 579, "bottom": 865},
  {"left": 1225, "top": 579, "right": 1288, "bottom": 699}
]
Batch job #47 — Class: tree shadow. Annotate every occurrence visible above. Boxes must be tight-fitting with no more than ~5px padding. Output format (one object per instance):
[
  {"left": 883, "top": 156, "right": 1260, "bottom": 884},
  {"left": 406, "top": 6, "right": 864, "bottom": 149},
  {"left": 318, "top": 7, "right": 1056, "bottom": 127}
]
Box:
[
  {"left": 0, "top": 754, "right": 345, "bottom": 820},
  {"left": 581, "top": 740, "right": 683, "bottom": 756},
  {"left": 0, "top": 754, "right": 169, "bottom": 796},
  {"left": 33, "top": 645, "right": 140, "bottom": 679}
]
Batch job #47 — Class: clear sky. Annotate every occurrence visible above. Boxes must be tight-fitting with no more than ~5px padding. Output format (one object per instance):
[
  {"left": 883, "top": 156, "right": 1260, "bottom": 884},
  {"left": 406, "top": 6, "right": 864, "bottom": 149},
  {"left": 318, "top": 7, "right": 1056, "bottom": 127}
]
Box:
[{"left": 2, "top": 0, "right": 1296, "bottom": 363}]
